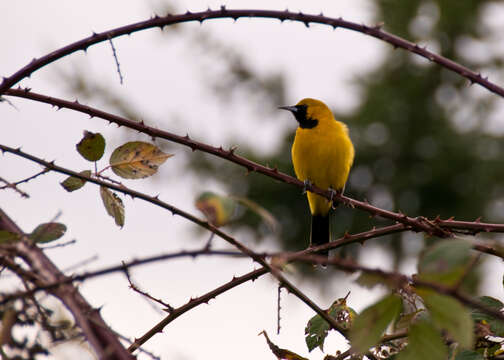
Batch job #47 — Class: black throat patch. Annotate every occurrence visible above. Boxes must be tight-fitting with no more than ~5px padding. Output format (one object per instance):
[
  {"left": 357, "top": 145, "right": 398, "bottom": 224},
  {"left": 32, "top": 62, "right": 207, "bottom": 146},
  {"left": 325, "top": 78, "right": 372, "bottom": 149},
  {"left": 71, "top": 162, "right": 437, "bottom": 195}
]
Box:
[{"left": 294, "top": 105, "right": 318, "bottom": 129}]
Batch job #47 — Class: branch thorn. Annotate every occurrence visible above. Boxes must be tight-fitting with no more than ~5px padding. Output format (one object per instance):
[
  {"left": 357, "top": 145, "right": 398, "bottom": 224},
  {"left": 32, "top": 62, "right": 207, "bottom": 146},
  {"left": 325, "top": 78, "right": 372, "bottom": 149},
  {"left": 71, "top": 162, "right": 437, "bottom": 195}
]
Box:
[{"left": 228, "top": 145, "right": 238, "bottom": 154}]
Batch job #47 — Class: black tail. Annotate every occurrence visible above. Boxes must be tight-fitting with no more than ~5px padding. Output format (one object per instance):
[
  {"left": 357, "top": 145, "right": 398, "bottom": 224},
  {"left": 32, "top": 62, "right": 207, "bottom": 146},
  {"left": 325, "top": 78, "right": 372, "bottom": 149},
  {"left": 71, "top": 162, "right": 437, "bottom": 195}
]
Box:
[{"left": 310, "top": 215, "right": 330, "bottom": 258}]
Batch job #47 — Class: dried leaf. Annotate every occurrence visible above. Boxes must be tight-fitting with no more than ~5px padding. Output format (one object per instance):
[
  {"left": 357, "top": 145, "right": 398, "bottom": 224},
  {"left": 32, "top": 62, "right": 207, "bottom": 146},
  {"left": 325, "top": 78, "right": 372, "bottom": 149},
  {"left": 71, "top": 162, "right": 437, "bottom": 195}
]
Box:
[
  {"left": 260, "top": 331, "right": 308, "bottom": 360},
  {"left": 110, "top": 141, "right": 172, "bottom": 179},
  {"left": 100, "top": 186, "right": 125, "bottom": 227}
]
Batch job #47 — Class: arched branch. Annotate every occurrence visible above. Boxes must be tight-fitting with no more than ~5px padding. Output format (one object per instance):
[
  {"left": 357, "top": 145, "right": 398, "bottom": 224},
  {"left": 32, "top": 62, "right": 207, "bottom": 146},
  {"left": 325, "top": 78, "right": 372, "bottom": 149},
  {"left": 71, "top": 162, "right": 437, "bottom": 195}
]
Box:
[{"left": 1, "top": 9, "right": 503, "bottom": 97}]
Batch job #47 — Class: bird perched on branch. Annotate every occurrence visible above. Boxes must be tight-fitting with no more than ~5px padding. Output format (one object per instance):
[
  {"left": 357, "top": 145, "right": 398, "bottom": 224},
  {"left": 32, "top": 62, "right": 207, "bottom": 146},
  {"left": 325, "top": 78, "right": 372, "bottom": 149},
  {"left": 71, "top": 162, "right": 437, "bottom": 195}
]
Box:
[{"left": 280, "top": 98, "right": 354, "bottom": 259}]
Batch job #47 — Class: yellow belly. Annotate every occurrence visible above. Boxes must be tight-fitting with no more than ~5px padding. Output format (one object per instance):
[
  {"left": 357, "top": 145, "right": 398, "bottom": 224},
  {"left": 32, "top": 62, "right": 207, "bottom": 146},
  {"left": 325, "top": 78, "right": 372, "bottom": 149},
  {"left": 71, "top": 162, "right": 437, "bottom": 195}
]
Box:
[{"left": 292, "top": 124, "right": 354, "bottom": 216}]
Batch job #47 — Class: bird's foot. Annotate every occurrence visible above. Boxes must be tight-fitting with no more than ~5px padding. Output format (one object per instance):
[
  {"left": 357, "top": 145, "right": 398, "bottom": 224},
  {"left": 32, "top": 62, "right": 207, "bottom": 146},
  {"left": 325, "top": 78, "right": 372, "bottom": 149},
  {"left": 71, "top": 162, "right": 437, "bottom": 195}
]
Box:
[
  {"left": 302, "top": 179, "right": 313, "bottom": 194},
  {"left": 328, "top": 187, "right": 340, "bottom": 208},
  {"left": 328, "top": 187, "right": 337, "bottom": 202}
]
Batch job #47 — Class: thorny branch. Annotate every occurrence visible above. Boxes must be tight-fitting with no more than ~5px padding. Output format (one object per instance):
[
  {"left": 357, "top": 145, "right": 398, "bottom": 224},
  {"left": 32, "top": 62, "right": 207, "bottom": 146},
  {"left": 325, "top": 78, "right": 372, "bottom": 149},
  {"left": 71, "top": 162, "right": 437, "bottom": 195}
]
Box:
[
  {"left": 1, "top": 221, "right": 408, "bottom": 352},
  {"left": 0, "top": 169, "right": 50, "bottom": 198},
  {"left": 1, "top": 221, "right": 501, "bottom": 353},
  {"left": 1, "top": 141, "right": 502, "bottom": 299},
  {"left": 1, "top": 222, "right": 407, "bottom": 354},
  {"left": 0, "top": 177, "right": 28, "bottom": 198},
  {"left": 290, "top": 253, "right": 504, "bottom": 322},
  {"left": 0, "top": 208, "right": 134, "bottom": 360},
  {"left": 1, "top": 9, "right": 503, "bottom": 97},
  {"left": 5, "top": 90, "right": 504, "bottom": 240},
  {"left": 122, "top": 261, "right": 173, "bottom": 312},
  {"left": 1, "top": 7, "right": 503, "bottom": 359},
  {"left": 3, "top": 122, "right": 504, "bottom": 351},
  {"left": 0, "top": 250, "right": 245, "bottom": 305},
  {"left": 0, "top": 143, "right": 349, "bottom": 338},
  {"left": 126, "top": 267, "right": 268, "bottom": 352}
]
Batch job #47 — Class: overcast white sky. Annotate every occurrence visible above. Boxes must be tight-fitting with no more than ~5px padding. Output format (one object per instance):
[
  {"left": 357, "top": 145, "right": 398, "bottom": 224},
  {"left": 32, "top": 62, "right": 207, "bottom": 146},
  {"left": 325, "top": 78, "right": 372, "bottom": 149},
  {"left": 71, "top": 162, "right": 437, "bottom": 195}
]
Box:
[{"left": 1, "top": 1, "right": 503, "bottom": 359}]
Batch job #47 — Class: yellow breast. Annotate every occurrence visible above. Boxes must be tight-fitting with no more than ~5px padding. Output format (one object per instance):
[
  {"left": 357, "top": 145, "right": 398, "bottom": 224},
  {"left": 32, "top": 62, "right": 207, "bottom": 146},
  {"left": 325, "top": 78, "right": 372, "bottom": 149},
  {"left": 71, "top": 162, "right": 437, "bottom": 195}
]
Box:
[{"left": 291, "top": 119, "right": 354, "bottom": 215}]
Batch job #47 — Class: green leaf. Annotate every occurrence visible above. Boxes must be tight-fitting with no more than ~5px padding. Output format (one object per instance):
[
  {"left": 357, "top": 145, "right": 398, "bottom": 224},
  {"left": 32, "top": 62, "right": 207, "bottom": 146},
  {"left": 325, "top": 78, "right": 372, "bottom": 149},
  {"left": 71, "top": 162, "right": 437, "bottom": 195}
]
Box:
[
  {"left": 305, "top": 311, "right": 331, "bottom": 352},
  {"left": 29, "top": 223, "right": 67, "bottom": 243},
  {"left": 349, "top": 294, "right": 402, "bottom": 354},
  {"left": 417, "top": 239, "right": 472, "bottom": 286},
  {"left": 76, "top": 131, "right": 105, "bottom": 161},
  {"left": 0, "top": 230, "right": 21, "bottom": 244},
  {"left": 100, "top": 186, "right": 125, "bottom": 227},
  {"left": 195, "top": 192, "right": 237, "bottom": 227},
  {"left": 454, "top": 350, "right": 484, "bottom": 360},
  {"left": 305, "top": 297, "right": 356, "bottom": 352},
  {"left": 417, "top": 289, "right": 473, "bottom": 348},
  {"left": 395, "top": 310, "right": 423, "bottom": 331},
  {"left": 471, "top": 296, "right": 504, "bottom": 337},
  {"left": 397, "top": 320, "right": 447, "bottom": 360},
  {"left": 109, "top": 141, "right": 173, "bottom": 179},
  {"left": 60, "top": 170, "right": 92, "bottom": 192},
  {"left": 355, "top": 272, "right": 397, "bottom": 289}
]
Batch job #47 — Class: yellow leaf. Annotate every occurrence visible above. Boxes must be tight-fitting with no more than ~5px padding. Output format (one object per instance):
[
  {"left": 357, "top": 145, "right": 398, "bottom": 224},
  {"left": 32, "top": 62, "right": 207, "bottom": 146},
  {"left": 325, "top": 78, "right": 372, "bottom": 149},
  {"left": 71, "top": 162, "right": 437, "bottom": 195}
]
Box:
[{"left": 110, "top": 141, "right": 173, "bottom": 179}]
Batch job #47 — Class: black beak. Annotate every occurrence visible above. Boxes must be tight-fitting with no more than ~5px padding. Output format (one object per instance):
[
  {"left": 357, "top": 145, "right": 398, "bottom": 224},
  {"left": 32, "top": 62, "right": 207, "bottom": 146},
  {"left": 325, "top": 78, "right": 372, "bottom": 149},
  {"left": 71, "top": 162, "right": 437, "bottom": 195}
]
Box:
[{"left": 278, "top": 105, "right": 298, "bottom": 113}]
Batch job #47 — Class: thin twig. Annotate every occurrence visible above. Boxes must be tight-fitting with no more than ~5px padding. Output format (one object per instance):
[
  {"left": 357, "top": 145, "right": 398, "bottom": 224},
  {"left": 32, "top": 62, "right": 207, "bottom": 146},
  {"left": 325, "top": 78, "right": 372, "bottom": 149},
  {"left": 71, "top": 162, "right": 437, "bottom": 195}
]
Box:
[
  {"left": 277, "top": 285, "right": 282, "bottom": 335},
  {"left": 0, "top": 169, "right": 50, "bottom": 193},
  {"left": 0, "top": 249, "right": 245, "bottom": 305},
  {"left": 41, "top": 238, "right": 77, "bottom": 250},
  {"left": 108, "top": 37, "right": 124, "bottom": 84},
  {"left": 127, "top": 267, "right": 268, "bottom": 352},
  {"left": 204, "top": 232, "right": 215, "bottom": 250},
  {"left": 122, "top": 261, "right": 174, "bottom": 312},
  {"left": 0, "top": 223, "right": 405, "bottom": 304},
  {"left": 0, "top": 176, "right": 29, "bottom": 197},
  {"left": 62, "top": 254, "right": 99, "bottom": 272}
]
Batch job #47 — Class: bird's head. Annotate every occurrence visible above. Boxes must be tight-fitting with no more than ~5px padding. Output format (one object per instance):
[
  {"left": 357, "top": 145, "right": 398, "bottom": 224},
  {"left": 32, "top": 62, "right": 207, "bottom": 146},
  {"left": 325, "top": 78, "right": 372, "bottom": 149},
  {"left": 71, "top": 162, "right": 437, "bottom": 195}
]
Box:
[{"left": 279, "top": 98, "right": 332, "bottom": 129}]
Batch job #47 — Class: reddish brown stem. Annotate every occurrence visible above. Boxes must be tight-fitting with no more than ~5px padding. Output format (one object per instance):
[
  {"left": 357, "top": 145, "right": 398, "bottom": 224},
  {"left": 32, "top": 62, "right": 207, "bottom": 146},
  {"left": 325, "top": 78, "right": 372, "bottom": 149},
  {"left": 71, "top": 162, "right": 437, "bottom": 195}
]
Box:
[
  {"left": 0, "top": 208, "right": 134, "bottom": 360},
  {"left": 5, "top": 91, "right": 504, "bottom": 238},
  {"left": 1, "top": 10, "right": 503, "bottom": 97}
]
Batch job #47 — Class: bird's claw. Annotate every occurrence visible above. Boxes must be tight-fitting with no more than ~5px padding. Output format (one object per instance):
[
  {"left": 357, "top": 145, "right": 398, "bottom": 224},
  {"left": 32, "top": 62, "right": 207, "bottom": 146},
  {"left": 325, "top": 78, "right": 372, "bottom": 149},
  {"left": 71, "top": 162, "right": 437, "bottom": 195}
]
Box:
[
  {"left": 302, "top": 179, "right": 312, "bottom": 194},
  {"left": 328, "top": 187, "right": 337, "bottom": 202},
  {"left": 329, "top": 187, "right": 341, "bottom": 209}
]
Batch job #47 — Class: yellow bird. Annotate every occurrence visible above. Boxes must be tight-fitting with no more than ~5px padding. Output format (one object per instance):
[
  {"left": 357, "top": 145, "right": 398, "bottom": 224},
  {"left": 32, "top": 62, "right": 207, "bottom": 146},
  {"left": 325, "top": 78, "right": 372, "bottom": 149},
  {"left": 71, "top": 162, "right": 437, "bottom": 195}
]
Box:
[{"left": 280, "top": 98, "right": 355, "bottom": 258}]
